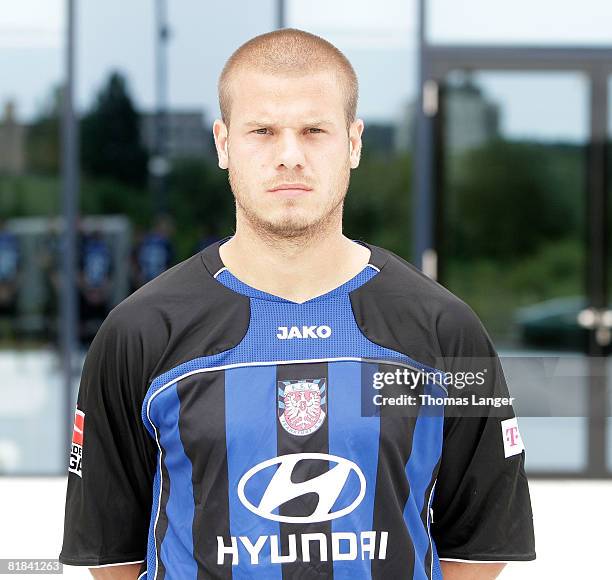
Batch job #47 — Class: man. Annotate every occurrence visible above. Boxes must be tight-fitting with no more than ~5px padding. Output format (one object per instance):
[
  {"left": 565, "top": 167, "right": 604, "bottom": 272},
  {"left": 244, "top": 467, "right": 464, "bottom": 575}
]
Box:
[
  {"left": 130, "top": 215, "right": 175, "bottom": 291},
  {"left": 77, "top": 228, "right": 114, "bottom": 345},
  {"left": 59, "top": 28, "right": 535, "bottom": 579},
  {"left": 0, "top": 218, "right": 20, "bottom": 340}
]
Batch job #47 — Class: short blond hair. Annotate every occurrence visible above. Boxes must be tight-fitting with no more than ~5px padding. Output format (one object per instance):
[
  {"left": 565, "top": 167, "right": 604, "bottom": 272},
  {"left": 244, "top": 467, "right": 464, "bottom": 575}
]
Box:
[{"left": 218, "top": 28, "right": 359, "bottom": 131}]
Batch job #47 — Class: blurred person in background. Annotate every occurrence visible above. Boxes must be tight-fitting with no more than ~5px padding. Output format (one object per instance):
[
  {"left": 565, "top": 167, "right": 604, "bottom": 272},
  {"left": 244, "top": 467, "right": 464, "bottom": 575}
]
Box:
[
  {"left": 130, "top": 214, "right": 175, "bottom": 290},
  {"left": 0, "top": 217, "right": 21, "bottom": 342},
  {"left": 44, "top": 217, "right": 88, "bottom": 343},
  {"left": 39, "top": 219, "right": 63, "bottom": 342},
  {"left": 77, "top": 228, "right": 114, "bottom": 346},
  {"left": 193, "top": 224, "right": 223, "bottom": 254},
  {"left": 59, "top": 28, "right": 535, "bottom": 580}
]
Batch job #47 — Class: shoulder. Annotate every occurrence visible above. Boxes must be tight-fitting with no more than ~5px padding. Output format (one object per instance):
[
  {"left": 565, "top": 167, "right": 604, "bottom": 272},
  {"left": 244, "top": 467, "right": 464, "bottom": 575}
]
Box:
[
  {"left": 119, "top": 251, "right": 203, "bottom": 306},
  {"left": 353, "top": 243, "right": 495, "bottom": 364},
  {"left": 95, "top": 250, "right": 250, "bottom": 384}
]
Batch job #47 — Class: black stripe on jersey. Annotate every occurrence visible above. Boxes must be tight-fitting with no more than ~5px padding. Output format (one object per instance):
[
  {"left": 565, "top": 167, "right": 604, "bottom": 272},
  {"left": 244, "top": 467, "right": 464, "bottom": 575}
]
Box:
[
  {"left": 155, "top": 442, "right": 171, "bottom": 580},
  {"left": 178, "top": 370, "right": 232, "bottom": 580},
  {"left": 371, "top": 362, "right": 419, "bottom": 579},
  {"left": 276, "top": 362, "right": 333, "bottom": 580}
]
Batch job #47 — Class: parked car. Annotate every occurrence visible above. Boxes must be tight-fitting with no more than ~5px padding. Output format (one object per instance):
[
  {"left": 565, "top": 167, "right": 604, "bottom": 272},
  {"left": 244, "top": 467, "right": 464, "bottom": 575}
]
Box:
[{"left": 514, "top": 295, "right": 592, "bottom": 351}]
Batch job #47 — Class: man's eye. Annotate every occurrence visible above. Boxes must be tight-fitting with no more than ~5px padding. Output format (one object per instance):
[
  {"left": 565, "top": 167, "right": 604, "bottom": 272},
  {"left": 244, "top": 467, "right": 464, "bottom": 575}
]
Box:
[{"left": 251, "top": 128, "right": 322, "bottom": 135}]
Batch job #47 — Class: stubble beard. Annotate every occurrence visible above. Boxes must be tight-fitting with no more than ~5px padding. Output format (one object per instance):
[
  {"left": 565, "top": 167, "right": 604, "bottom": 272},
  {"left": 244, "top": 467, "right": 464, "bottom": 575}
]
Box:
[{"left": 228, "top": 164, "right": 350, "bottom": 245}]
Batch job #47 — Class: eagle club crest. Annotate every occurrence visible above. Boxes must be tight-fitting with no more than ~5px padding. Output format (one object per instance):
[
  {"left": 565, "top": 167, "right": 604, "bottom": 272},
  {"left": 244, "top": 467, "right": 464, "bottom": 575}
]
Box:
[{"left": 278, "top": 378, "right": 327, "bottom": 436}]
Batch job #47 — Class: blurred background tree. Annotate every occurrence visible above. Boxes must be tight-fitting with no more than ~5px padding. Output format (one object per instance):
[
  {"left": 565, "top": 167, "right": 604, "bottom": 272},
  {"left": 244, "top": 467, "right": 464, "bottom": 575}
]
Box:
[
  {"left": 3, "top": 69, "right": 584, "bottom": 286},
  {"left": 443, "top": 138, "right": 583, "bottom": 336},
  {"left": 447, "top": 139, "right": 579, "bottom": 261},
  {"left": 25, "top": 86, "right": 62, "bottom": 176},
  {"left": 80, "top": 71, "right": 148, "bottom": 187}
]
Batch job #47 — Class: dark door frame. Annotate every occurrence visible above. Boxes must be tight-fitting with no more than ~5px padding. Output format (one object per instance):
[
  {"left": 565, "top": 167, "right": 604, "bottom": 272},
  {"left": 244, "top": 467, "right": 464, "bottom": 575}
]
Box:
[{"left": 413, "top": 1, "right": 612, "bottom": 478}]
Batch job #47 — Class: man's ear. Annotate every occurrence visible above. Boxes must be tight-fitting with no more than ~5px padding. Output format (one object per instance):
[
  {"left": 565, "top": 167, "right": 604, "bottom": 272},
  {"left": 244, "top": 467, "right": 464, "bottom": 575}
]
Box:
[
  {"left": 349, "top": 118, "right": 364, "bottom": 169},
  {"left": 213, "top": 119, "right": 229, "bottom": 169}
]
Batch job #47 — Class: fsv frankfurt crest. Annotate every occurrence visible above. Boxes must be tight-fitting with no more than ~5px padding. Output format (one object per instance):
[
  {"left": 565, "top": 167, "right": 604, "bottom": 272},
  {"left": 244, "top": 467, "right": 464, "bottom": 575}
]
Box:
[{"left": 278, "top": 378, "right": 327, "bottom": 436}]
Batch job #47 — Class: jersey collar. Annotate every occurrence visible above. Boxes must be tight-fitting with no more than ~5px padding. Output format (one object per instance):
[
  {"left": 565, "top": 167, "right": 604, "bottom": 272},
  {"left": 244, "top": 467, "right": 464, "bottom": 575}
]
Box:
[{"left": 200, "top": 235, "right": 389, "bottom": 281}]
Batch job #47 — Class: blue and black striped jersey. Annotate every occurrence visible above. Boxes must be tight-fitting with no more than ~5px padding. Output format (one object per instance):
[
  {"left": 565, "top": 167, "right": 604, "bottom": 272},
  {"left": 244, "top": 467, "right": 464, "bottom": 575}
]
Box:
[{"left": 59, "top": 237, "right": 536, "bottom": 579}]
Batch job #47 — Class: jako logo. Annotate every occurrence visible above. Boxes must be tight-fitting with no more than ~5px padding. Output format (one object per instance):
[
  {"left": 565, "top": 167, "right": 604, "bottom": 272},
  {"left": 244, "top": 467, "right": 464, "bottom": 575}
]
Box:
[
  {"left": 277, "top": 325, "right": 332, "bottom": 339},
  {"left": 237, "top": 453, "right": 366, "bottom": 524}
]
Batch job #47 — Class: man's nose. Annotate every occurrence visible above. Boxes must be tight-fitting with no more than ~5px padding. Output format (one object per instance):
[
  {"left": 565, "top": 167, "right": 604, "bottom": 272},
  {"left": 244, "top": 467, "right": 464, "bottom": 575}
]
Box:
[{"left": 274, "top": 129, "right": 306, "bottom": 170}]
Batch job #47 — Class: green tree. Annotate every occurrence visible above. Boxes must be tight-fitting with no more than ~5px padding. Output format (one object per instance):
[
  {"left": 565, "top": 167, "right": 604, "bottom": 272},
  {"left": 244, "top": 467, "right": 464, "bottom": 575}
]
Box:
[
  {"left": 80, "top": 71, "right": 148, "bottom": 186},
  {"left": 166, "top": 158, "right": 235, "bottom": 257},
  {"left": 344, "top": 150, "right": 413, "bottom": 258},
  {"left": 446, "top": 139, "right": 577, "bottom": 261},
  {"left": 26, "top": 85, "right": 62, "bottom": 175}
]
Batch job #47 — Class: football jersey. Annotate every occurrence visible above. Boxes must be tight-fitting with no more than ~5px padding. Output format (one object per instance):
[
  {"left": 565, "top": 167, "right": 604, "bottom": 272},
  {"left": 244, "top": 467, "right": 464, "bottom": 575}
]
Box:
[{"left": 59, "top": 236, "right": 536, "bottom": 579}]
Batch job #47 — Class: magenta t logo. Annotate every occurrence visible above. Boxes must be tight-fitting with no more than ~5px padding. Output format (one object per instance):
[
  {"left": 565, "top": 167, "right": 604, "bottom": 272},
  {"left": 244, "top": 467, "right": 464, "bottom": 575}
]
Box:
[
  {"left": 500, "top": 418, "right": 525, "bottom": 458},
  {"left": 505, "top": 425, "right": 520, "bottom": 447}
]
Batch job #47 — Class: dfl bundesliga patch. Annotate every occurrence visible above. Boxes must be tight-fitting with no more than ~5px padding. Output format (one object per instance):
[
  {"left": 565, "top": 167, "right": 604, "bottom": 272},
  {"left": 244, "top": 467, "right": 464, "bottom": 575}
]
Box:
[
  {"left": 278, "top": 378, "right": 327, "bottom": 436},
  {"left": 69, "top": 408, "right": 84, "bottom": 477}
]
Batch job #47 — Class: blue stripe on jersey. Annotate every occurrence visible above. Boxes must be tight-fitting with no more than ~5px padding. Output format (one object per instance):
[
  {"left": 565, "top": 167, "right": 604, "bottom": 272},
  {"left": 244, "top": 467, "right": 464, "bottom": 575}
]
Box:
[
  {"left": 430, "top": 531, "right": 443, "bottom": 580},
  {"left": 225, "top": 365, "right": 282, "bottom": 579},
  {"left": 146, "top": 461, "right": 161, "bottom": 579},
  {"left": 158, "top": 384, "right": 198, "bottom": 578},
  {"left": 328, "top": 360, "right": 380, "bottom": 579},
  {"left": 403, "top": 382, "right": 444, "bottom": 580}
]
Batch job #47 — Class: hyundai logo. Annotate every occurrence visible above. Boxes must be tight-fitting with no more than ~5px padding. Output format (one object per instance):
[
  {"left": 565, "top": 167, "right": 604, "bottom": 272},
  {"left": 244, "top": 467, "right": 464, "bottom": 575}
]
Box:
[{"left": 237, "top": 452, "right": 366, "bottom": 524}]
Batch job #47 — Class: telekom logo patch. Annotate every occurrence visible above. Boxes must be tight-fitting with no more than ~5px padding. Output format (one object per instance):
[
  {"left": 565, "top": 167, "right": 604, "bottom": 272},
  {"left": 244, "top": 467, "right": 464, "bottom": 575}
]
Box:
[{"left": 501, "top": 417, "right": 525, "bottom": 458}]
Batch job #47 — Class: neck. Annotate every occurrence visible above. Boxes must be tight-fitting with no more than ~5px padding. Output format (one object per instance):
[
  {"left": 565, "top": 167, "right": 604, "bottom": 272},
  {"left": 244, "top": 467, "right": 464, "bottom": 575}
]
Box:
[{"left": 219, "top": 218, "right": 371, "bottom": 304}]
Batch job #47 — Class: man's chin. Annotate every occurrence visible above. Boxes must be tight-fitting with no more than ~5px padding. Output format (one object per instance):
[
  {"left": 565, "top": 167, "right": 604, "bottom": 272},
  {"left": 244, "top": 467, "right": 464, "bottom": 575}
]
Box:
[
  {"left": 252, "top": 213, "right": 321, "bottom": 238},
  {"left": 238, "top": 196, "right": 345, "bottom": 239},
  {"left": 261, "top": 221, "right": 314, "bottom": 238}
]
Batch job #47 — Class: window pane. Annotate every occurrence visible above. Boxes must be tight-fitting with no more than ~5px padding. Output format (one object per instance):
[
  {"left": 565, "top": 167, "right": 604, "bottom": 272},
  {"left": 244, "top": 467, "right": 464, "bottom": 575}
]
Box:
[
  {"left": 440, "top": 70, "right": 589, "bottom": 472},
  {"left": 0, "top": 0, "right": 66, "bottom": 475},
  {"left": 428, "top": 0, "right": 612, "bottom": 46}
]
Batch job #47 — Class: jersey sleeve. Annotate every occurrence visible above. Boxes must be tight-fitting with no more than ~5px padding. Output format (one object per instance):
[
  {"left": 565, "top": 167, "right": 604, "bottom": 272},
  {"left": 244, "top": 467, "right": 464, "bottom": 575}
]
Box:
[
  {"left": 59, "top": 307, "right": 158, "bottom": 567},
  {"left": 430, "top": 298, "right": 536, "bottom": 562}
]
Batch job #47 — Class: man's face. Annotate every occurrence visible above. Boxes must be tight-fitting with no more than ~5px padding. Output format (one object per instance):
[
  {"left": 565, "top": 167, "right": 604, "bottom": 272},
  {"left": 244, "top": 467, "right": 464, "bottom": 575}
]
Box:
[{"left": 213, "top": 68, "right": 363, "bottom": 239}]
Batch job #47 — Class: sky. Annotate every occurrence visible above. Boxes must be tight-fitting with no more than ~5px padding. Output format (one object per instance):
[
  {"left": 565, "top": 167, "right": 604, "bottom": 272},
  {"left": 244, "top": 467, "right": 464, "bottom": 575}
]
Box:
[
  {"left": 1, "top": 0, "right": 611, "bottom": 141},
  {"left": 0, "top": 0, "right": 417, "bottom": 124}
]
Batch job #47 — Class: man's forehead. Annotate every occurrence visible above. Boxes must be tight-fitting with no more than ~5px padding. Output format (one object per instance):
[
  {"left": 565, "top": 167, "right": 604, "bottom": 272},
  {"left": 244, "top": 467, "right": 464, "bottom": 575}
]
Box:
[
  {"left": 226, "top": 67, "right": 346, "bottom": 128},
  {"left": 232, "top": 69, "right": 341, "bottom": 99},
  {"left": 232, "top": 84, "right": 344, "bottom": 125},
  {"left": 233, "top": 98, "right": 343, "bottom": 122},
  {"left": 242, "top": 115, "right": 337, "bottom": 127}
]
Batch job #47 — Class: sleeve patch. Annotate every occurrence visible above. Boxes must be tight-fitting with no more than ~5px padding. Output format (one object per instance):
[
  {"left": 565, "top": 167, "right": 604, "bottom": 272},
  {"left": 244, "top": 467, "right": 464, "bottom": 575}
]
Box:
[
  {"left": 69, "top": 408, "right": 85, "bottom": 477},
  {"left": 501, "top": 417, "right": 525, "bottom": 458}
]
